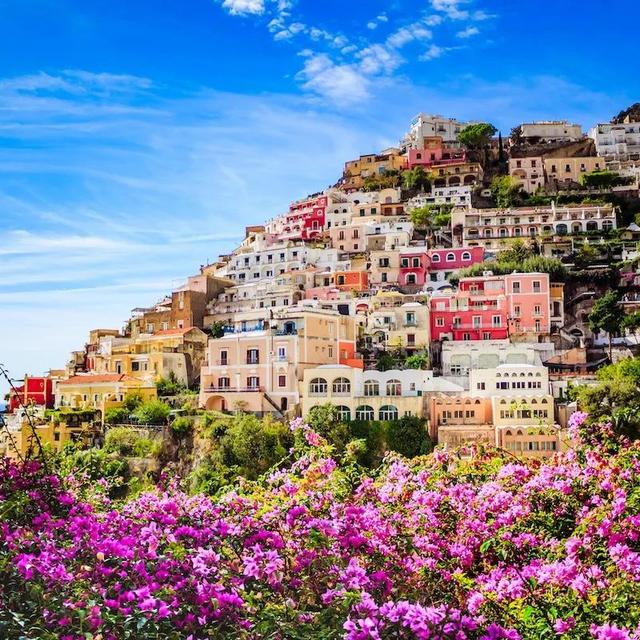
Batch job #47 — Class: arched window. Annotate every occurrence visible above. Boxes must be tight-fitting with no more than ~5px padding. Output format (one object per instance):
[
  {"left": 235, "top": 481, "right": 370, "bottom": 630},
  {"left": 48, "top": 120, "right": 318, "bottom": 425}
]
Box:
[
  {"left": 332, "top": 377, "right": 351, "bottom": 395},
  {"left": 446, "top": 252, "right": 455, "bottom": 262},
  {"left": 336, "top": 406, "right": 351, "bottom": 421},
  {"left": 355, "top": 405, "right": 374, "bottom": 421},
  {"left": 363, "top": 380, "right": 379, "bottom": 396},
  {"left": 386, "top": 379, "right": 402, "bottom": 396},
  {"left": 431, "top": 254, "right": 441, "bottom": 263},
  {"left": 461, "top": 251, "right": 471, "bottom": 261},
  {"left": 309, "top": 378, "right": 327, "bottom": 395},
  {"left": 379, "top": 405, "right": 399, "bottom": 421},
  {"left": 505, "top": 430, "right": 512, "bottom": 436}
]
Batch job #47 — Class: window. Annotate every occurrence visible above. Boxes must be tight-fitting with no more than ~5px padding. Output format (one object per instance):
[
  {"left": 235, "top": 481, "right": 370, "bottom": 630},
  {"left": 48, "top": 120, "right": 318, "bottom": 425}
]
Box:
[
  {"left": 534, "top": 305, "right": 541, "bottom": 316},
  {"left": 161, "top": 321, "right": 169, "bottom": 331},
  {"left": 364, "top": 380, "right": 379, "bottom": 396},
  {"left": 336, "top": 406, "right": 351, "bottom": 421},
  {"left": 247, "top": 376, "right": 260, "bottom": 389},
  {"left": 379, "top": 405, "right": 398, "bottom": 421},
  {"left": 246, "top": 349, "right": 259, "bottom": 365},
  {"left": 146, "top": 323, "right": 155, "bottom": 333},
  {"left": 277, "top": 346, "right": 286, "bottom": 360},
  {"left": 386, "top": 379, "right": 402, "bottom": 396},
  {"left": 356, "top": 405, "right": 374, "bottom": 421},
  {"left": 412, "top": 257, "right": 420, "bottom": 267},
  {"left": 477, "top": 382, "right": 485, "bottom": 390},
  {"left": 436, "top": 317, "right": 445, "bottom": 327},
  {"left": 446, "top": 252, "right": 455, "bottom": 262},
  {"left": 406, "top": 274, "right": 417, "bottom": 285},
  {"left": 535, "top": 319, "right": 541, "bottom": 332},
  {"left": 533, "top": 280, "right": 541, "bottom": 293},
  {"left": 431, "top": 254, "right": 441, "bottom": 263},
  {"left": 461, "top": 252, "right": 471, "bottom": 261},
  {"left": 218, "top": 377, "right": 230, "bottom": 389},
  {"left": 132, "top": 361, "right": 140, "bottom": 371},
  {"left": 382, "top": 273, "right": 388, "bottom": 282},
  {"left": 492, "top": 316, "right": 501, "bottom": 327},
  {"left": 310, "top": 378, "right": 328, "bottom": 395},
  {"left": 278, "top": 375, "right": 287, "bottom": 387},
  {"left": 473, "top": 316, "right": 481, "bottom": 328},
  {"left": 332, "top": 377, "right": 351, "bottom": 395},
  {"left": 401, "top": 258, "right": 409, "bottom": 267},
  {"left": 512, "top": 281, "right": 521, "bottom": 293}
]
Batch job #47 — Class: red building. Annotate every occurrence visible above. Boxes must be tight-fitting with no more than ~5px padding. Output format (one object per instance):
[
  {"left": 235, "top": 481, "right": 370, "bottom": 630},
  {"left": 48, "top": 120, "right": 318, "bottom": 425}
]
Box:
[
  {"left": 7, "top": 375, "right": 55, "bottom": 413},
  {"left": 430, "top": 275, "right": 509, "bottom": 341},
  {"left": 406, "top": 136, "right": 466, "bottom": 170},
  {"left": 274, "top": 194, "right": 328, "bottom": 241}
]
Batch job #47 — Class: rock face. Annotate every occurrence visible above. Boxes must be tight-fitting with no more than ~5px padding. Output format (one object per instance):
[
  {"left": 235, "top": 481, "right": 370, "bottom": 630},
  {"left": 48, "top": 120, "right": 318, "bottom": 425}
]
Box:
[{"left": 612, "top": 103, "right": 640, "bottom": 124}]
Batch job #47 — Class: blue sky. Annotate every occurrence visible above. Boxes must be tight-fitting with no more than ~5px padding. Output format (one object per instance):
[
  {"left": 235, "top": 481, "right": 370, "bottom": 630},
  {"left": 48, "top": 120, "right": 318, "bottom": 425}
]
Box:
[{"left": 0, "top": 0, "right": 638, "bottom": 392}]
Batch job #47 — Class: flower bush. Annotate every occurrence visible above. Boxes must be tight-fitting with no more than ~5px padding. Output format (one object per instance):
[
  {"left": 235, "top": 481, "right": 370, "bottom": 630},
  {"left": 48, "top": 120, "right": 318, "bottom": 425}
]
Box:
[{"left": 1, "top": 412, "right": 640, "bottom": 639}]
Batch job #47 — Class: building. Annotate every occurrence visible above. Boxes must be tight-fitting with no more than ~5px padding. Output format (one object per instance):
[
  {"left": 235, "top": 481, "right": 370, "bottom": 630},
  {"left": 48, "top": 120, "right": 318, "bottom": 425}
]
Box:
[
  {"left": 365, "top": 301, "right": 430, "bottom": 352},
  {"left": 517, "top": 121, "right": 583, "bottom": 143},
  {"left": 428, "top": 395, "right": 494, "bottom": 445},
  {"left": 339, "top": 150, "right": 406, "bottom": 192},
  {"left": 544, "top": 156, "right": 605, "bottom": 188},
  {"left": 508, "top": 156, "right": 545, "bottom": 193},
  {"left": 429, "top": 273, "right": 551, "bottom": 342},
  {"left": 55, "top": 374, "right": 157, "bottom": 421},
  {"left": 457, "top": 203, "right": 617, "bottom": 250},
  {"left": 265, "top": 193, "right": 330, "bottom": 241},
  {"left": 6, "top": 375, "right": 55, "bottom": 413},
  {"left": 399, "top": 248, "right": 429, "bottom": 289},
  {"left": 469, "top": 363, "right": 549, "bottom": 398},
  {"left": 401, "top": 114, "right": 470, "bottom": 149},
  {"left": 589, "top": 121, "right": 640, "bottom": 161},
  {"left": 431, "top": 161, "right": 484, "bottom": 188},
  {"left": 199, "top": 307, "right": 359, "bottom": 415},
  {"left": 424, "top": 247, "right": 485, "bottom": 290},
  {"left": 369, "top": 249, "right": 401, "bottom": 289},
  {"left": 405, "top": 136, "right": 466, "bottom": 169},
  {"left": 408, "top": 186, "right": 472, "bottom": 210},
  {"left": 301, "top": 366, "right": 464, "bottom": 421}
]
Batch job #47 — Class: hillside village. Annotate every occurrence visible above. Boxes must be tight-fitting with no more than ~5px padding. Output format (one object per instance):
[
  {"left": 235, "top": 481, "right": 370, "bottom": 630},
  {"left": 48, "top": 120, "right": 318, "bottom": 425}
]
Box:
[{"left": 4, "top": 106, "right": 640, "bottom": 460}]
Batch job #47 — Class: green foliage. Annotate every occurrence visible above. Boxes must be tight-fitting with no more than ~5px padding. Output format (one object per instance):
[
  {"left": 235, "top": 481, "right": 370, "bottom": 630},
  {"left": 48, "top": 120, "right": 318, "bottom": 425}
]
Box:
[
  {"left": 104, "top": 407, "right": 130, "bottom": 425},
  {"left": 170, "top": 416, "right": 194, "bottom": 438},
  {"left": 217, "top": 413, "right": 293, "bottom": 481},
  {"left": 123, "top": 392, "right": 144, "bottom": 411},
  {"left": 588, "top": 290, "right": 623, "bottom": 358},
  {"left": 132, "top": 399, "right": 171, "bottom": 425},
  {"left": 376, "top": 351, "right": 397, "bottom": 372},
  {"left": 404, "top": 353, "right": 429, "bottom": 370},
  {"left": 362, "top": 170, "right": 402, "bottom": 191},
  {"left": 307, "top": 404, "right": 351, "bottom": 452},
  {"left": 402, "top": 166, "right": 431, "bottom": 192},
  {"left": 104, "top": 427, "right": 162, "bottom": 458},
  {"left": 490, "top": 175, "right": 524, "bottom": 208},
  {"left": 496, "top": 238, "right": 533, "bottom": 263},
  {"left": 385, "top": 416, "right": 433, "bottom": 458},
  {"left": 622, "top": 311, "right": 640, "bottom": 334},
  {"left": 410, "top": 204, "right": 453, "bottom": 229},
  {"left": 207, "top": 321, "right": 226, "bottom": 339},
  {"left": 574, "top": 243, "right": 601, "bottom": 268},
  {"left": 155, "top": 371, "right": 187, "bottom": 397},
  {"left": 457, "top": 122, "right": 497, "bottom": 149},
  {"left": 579, "top": 170, "right": 624, "bottom": 189}
]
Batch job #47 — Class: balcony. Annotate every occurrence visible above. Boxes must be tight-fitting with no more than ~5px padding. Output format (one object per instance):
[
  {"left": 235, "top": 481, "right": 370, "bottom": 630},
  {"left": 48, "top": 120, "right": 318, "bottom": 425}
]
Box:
[
  {"left": 273, "top": 329, "right": 298, "bottom": 336},
  {"left": 246, "top": 358, "right": 260, "bottom": 365}
]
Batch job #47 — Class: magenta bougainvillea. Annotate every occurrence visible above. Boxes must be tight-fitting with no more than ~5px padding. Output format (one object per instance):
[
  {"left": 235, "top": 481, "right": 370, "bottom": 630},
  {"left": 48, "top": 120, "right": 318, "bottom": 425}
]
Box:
[{"left": 2, "top": 412, "right": 640, "bottom": 639}]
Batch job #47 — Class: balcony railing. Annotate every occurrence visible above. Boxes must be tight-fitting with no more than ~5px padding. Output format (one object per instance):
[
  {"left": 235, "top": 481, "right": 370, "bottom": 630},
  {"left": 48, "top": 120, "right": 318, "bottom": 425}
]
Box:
[
  {"left": 246, "top": 358, "right": 260, "bottom": 365},
  {"left": 205, "top": 386, "right": 263, "bottom": 393}
]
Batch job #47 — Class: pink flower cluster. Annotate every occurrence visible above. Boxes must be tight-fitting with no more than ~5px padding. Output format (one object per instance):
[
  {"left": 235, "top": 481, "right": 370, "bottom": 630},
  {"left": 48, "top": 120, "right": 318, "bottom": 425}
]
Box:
[{"left": 2, "top": 420, "right": 640, "bottom": 639}]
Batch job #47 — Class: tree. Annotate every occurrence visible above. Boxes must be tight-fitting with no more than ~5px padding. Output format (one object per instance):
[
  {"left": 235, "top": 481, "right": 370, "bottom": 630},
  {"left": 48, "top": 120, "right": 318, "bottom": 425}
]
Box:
[
  {"left": 207, "top": 321, "right": 226, "bottom": 339},
  {"left": 497, "top": 239, "right": 533, "bottom": 264},
  {"left": 132, "top": 399, "right": 171, "bottom": 425},
  {"left": 376, "top": 351, "right": 397, "bottom": 372},
  {"left": 123, "top": 392, "right": 143, "bottom": 412},
  {"left": 385, "top": 416, "right": 432, "bottom": 458},
  {"left": 457, "top": 123, "right": 497, "bottom": 149},
  {"left": 410, "top": 205, "right": 435, "bottom": 228},
  {"left": 622, "top": 311, "right": 640, "bottom": 336},
  {"left": 402, "top": 166, "right": 431, "bottom": 192},
  {"left": 588, "top": 290, "right": 623, "bottom": 361},
  {"left": 104, "top": 407, "right": 129, "bottom": 425},
  {"left": 404, "top": 353, "right": 429, "bottom": 370},
  {"left": 156, "top": 371, "right": 186, "bottom": 397},
  {"left": 490, "top": 176, "right": 524, "bottom": 208}
]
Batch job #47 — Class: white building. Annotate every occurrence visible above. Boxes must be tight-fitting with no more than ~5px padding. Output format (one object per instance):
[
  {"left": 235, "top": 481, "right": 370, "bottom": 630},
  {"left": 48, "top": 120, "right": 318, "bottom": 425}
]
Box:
[
  {"left": 401, "top": 114, "right": 471, "bottom": 149},
  {"left": 407, "top": 186, "right": 472, "bottom": 210},
  {"left": 589, "top": 122, "right": 640, "bottom": 161},
  {"left": 518, "top": 121, "right": 583, "bottom": 142},
  {"left": 469, "top": 363, "right": 550, "bottom": 398}
]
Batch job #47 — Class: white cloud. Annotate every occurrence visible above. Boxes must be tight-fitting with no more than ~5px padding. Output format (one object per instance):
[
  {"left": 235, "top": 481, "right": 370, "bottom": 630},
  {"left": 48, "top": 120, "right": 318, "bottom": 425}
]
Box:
[
  {"left": 386, "top": 24, "right": 432, "bottom": 48},
  {"left": 220, "top": 0, "right": 265, "bottom": 15},
  {"left": 457, "top": 26, "right": 479, "bottom": 38},
  {"left": 367, "top": 21, "right": 378, "bottom": 30},
  {"left": 298, "top": 54, "right": 369, "bottom": 103},
  {"left": 377, "top": 14, "right": 389, "bottom": 23},
  {"left": 430, "top": 0, "right": 470, "bottom": 20},
  {"left": 358, "top": 44, "right": 403, "bottom": 75},
  {"left": 424, "top": 15, "right": 444, "bottom": 26},
  {"left": 420, "top": 44, "right": 449, "bottom": 60}
]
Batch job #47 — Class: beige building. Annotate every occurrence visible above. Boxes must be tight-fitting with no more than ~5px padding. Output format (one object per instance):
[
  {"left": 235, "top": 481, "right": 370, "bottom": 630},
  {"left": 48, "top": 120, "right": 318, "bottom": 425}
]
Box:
[
  {"left": 509, "top": 157, "right": 545, "bottom": 193},
  {"left": 301, "top": 366, "right": 464, "bottom": 421},
  {"left": 340, "top": 151, "right": 406, "bottom": 191},
  {"left": 199, "top": 306, "right": 359, "bottom": 415},
  {"left": 544, "top": 156, "right": 605, "bottom": 187},
  {"left": 369, "top": 249, "right": 401, "bottom": 289},
  {"left": 365, "top": 301, "right": 430, "bottom": 352}
]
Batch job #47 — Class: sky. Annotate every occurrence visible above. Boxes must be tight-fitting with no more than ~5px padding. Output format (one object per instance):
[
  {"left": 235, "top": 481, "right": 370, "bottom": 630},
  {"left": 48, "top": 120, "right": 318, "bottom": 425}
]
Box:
[{"left": 0, "top": 0, "right": 639, "bottom": 393}]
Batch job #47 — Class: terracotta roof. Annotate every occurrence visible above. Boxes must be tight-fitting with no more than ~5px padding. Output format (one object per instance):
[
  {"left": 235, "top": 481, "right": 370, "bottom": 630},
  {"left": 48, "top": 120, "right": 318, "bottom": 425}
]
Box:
[
  {"left": 152, "top": 328, "right": 194, "bottom": 336},
  {"left": 59, "top": 374, "right": 126, "bottom": 385}
]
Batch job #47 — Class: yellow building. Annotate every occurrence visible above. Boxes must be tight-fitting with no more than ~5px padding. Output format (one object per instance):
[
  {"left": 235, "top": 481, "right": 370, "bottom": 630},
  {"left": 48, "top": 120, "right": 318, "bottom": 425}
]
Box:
[
  {"left": 340, "top": 151, "right": 407, "bottom": 191},
  {"left": 544, "top": 156, "right": 605, "bottom": 187},
  {"left": 55, "top": 374, "right": 157, "bottom": 422},
  {"left": 6, "top": 409, "right": 98, "bottom": 459}
]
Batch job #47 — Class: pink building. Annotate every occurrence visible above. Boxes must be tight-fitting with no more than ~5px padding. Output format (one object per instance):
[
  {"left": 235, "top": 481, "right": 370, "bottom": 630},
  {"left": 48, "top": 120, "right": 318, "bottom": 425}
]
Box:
[
  {"left": 406, "top": 136, "right": 466, "bottom": 170},
  {"left": 429, "top": 272, "right": 551, "bottom": 342},
  {"left": 282, "top": 194, "right": 327, "bottom": 241},
  {"left": 399, "top": 250, "right": 429, "bottom": 287},
  {"left": 427, "top": 247, "right": 485, "bottom": 271}
]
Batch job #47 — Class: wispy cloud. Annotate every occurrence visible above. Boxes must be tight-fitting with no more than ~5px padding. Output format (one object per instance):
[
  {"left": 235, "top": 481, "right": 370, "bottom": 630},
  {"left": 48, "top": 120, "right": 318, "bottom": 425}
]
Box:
[{"left": 213, "top": 0, "right": 496, "bottom": 102}]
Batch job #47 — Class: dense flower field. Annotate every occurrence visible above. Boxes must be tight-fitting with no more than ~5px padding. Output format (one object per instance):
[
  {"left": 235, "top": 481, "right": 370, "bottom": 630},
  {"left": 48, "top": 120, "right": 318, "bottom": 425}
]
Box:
[{"left": 2, "top": 413, "right": 640, "bottom": 639}]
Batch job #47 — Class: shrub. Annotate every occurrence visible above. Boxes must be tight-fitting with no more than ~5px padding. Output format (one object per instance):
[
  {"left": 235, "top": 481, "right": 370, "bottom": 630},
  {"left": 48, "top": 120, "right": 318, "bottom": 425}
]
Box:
[
  {"left": 104, "top": 407, "right": 129, "bottom": 425},
  {"left": 132, "top": 399, "right": 171, "bottom": 425}
]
